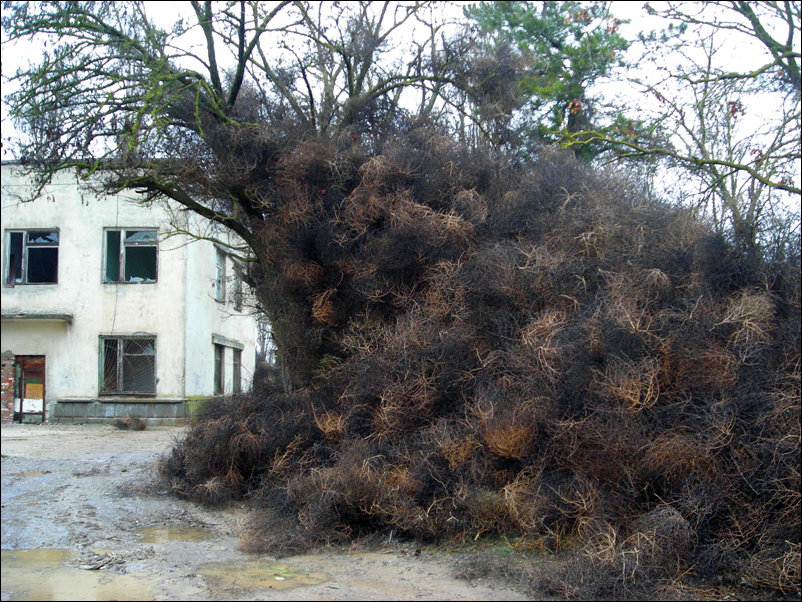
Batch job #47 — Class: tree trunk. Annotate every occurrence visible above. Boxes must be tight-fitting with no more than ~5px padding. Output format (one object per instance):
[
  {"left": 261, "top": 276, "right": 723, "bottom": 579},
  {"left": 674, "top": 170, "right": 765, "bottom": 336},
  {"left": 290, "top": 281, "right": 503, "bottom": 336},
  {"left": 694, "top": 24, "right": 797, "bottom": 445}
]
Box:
[{"left": 255, "top": 262, "right": 323, "bottom": 391}]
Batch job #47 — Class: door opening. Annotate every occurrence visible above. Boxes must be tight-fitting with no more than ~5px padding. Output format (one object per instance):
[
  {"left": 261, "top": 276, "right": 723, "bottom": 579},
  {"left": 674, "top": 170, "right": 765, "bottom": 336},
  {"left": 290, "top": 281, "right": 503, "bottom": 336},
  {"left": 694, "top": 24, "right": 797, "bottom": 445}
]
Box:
[{"left": 13, "top": 355, "right": 46, "bottom": 423}]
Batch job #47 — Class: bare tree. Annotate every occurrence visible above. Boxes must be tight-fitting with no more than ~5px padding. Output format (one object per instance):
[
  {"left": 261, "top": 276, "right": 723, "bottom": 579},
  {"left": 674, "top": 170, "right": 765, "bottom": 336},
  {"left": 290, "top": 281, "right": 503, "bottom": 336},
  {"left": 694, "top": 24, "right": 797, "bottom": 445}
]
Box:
[
  {"left": 2, "top": 1, "right": 475, "bottom": 388},
  {"left": 561, "top": 1, "right": 800, "bottom": 261}
]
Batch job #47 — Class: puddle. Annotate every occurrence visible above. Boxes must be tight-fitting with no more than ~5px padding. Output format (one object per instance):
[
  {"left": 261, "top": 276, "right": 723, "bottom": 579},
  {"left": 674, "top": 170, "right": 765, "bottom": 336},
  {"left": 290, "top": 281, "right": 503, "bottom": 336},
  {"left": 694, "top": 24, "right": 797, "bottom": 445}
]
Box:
[
  {"left": 136, "top": 526, "right": 212, "bottom": 543},
  {"left": 202, "top": 558, "right": 329, "bottom": 592},
  {"left": 0, "top": 549, "right": 154, "bottom": 601}
]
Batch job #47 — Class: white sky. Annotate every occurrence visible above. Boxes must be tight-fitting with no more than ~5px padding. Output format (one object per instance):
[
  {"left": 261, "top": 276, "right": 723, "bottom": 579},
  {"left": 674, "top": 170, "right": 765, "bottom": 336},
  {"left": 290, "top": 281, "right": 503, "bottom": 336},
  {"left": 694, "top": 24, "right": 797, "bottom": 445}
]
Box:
[
  {"left": 1, "top": 0, "right": 799, "bottom": 203},
  {"left": 0, "top": 2, "right": 780, "bottom": 129}
]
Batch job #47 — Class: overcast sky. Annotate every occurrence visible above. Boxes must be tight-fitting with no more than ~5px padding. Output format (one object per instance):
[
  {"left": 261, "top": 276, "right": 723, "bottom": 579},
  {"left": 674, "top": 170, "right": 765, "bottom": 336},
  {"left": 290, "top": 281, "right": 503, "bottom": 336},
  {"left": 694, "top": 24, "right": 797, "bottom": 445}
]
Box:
[{"left": 1, "top": 1, "right": 797, "bottom": 170}]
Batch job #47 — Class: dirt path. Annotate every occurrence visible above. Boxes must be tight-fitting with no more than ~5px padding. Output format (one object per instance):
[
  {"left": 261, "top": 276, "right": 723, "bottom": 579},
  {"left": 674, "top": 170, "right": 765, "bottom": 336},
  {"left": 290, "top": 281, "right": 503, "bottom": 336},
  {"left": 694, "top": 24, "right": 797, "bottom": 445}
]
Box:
[{"left": 1, "top": 424, "right": 531, "bottom": 601}]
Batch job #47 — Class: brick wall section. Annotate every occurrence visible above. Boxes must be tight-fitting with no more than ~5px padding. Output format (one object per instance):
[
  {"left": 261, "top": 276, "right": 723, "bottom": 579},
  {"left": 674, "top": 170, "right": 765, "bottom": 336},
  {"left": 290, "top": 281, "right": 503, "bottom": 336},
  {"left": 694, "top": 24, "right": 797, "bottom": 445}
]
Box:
[{"left": 1, "top": 351, "right": 15, "bottom": 424}]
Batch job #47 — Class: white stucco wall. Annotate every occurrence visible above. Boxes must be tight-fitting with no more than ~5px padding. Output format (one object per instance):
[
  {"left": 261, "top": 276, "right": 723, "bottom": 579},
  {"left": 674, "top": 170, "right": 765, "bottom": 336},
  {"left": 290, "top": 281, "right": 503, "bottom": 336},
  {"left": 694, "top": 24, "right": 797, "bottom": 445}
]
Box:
[
  {"left": 1, "top": 163, "right": 257, "bottom": 403},
  {"left": 182, "top": 218, "right": 257, "bottom": 397},
  {"left": 0, "top": 320, "right": 73, "bottom": 400}
]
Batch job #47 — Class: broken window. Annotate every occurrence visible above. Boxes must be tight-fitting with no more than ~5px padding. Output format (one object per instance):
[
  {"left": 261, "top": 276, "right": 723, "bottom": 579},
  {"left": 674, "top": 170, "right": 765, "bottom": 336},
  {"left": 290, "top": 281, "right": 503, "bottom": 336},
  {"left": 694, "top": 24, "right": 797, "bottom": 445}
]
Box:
[
  {"left": 214, "top": 343, "right": 224, "bottom": 395},
  {"left": 104, "top": 229, "right": 157, "bottom": 283},
  {"left": 5, "top": 230, "right": 59, "bottom": 285},
  {"left": 215, "top": 248, "right": 226, "bottom": 303},
  {"left": 101, "top": 336, "right": 156, "bottom": 394}
]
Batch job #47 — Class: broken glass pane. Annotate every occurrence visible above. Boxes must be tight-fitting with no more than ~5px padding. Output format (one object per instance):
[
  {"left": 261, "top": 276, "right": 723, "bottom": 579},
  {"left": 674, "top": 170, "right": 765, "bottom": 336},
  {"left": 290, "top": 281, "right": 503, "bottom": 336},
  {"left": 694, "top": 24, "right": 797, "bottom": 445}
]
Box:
[
  {"left": 27, "top": 231, "right": 58, "bottom": 245},
  {"left": 125, "top": 230, "right": 157, "bottom": 243}
]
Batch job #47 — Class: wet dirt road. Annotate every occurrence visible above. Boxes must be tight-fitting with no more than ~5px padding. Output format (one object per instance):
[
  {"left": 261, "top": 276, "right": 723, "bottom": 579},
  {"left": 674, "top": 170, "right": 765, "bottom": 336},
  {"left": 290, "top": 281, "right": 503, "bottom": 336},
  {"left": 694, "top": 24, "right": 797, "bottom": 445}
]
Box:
[{"left": 1, "top": 424, "right": 530, "bottom": 601}]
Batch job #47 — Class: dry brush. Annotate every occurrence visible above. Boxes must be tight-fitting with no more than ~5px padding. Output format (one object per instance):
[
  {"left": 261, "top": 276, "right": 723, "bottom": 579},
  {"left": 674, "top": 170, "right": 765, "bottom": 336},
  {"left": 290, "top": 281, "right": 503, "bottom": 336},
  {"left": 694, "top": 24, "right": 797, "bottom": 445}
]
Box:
[{"left": 160, "top": 131, "right": 800, "bottom": 598}]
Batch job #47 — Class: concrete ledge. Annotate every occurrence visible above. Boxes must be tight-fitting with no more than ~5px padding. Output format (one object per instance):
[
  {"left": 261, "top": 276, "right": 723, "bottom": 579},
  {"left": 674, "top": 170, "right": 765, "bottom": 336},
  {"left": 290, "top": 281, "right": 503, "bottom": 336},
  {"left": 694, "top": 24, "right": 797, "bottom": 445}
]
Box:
[
  {"left": 48, "top": 398, "right": 191, "bottom": 426},
  {"left": 1, "top": 312, "right": 73, "bottom": 324}
]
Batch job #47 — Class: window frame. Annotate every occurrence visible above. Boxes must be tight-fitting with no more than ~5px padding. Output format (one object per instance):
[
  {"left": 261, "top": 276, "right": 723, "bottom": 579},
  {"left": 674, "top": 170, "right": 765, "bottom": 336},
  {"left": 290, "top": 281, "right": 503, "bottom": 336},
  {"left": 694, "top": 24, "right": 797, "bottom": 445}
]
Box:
[
  {"left": 213, "top": 343, "right": 225, "bottom": 395},
  {"left": 232, "top": 348, "right": 242, "bottom": 394},
  {"left": 103, "top": 228, "right": 159, "bottom": 284},
  {"left": 4, "top": 229, "right": 60, "bottom": 286},
  {"left": 232, "top": 260, "right": 244, "bottom": 311},
  {"left": 215, "top": 248, "right": 226, "bottom": 303},
  {"left": 99, "top": 335, "right": 157, "bottom": 396}
]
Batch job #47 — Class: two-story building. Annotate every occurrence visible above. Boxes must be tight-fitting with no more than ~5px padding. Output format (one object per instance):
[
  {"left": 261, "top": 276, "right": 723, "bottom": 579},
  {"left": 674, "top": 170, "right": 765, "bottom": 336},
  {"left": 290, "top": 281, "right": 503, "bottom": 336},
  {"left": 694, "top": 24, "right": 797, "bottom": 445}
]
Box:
[{"left": 1, "top": 161, "right": 258, "bottom": 424}]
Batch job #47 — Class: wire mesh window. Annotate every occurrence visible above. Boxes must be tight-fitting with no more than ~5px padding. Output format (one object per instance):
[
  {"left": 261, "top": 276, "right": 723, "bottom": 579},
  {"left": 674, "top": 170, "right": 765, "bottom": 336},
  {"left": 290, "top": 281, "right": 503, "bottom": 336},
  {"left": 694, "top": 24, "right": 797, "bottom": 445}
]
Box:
[
  {"left": 104, "top": 229, "right": 158, "bottom": 283},
  {"left": 101, "top": 336, "right": 156, "bottom": 394},
  {"left": 5, "top": 230, "right": 59, "bottom": 285}
]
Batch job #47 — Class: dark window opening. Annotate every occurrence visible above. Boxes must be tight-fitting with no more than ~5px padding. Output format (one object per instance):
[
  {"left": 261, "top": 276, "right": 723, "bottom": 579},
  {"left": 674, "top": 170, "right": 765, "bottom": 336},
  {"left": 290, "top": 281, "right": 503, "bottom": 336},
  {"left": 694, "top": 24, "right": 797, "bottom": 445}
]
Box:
[
  {"left": 5, "top": 230, "right": 59, "bottom": 285},
  {"left": 104, "top": 229, "right": 157, "bottom": 283},
  {"left": 105, "top": 230, "right": 121, "bottom": 282},
  {"left": 27, "top": 247, "right": 58, "bottom": 283},
  {"left": 101, "top": 336, "right": 156, "bottom": 395},
  {"left": 233, "top": 348, "right": 242, "bottom": 394},
  {"left": 214, "top": 344, "right": 224, "bottom": 395}
]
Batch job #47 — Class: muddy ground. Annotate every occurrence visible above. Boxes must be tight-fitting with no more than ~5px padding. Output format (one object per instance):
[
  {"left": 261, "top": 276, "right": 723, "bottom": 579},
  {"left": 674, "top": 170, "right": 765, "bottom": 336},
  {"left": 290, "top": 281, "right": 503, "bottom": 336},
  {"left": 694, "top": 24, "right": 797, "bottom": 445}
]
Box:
[{"left": 1, "top": 423, "right": 532, "bottom": 601}]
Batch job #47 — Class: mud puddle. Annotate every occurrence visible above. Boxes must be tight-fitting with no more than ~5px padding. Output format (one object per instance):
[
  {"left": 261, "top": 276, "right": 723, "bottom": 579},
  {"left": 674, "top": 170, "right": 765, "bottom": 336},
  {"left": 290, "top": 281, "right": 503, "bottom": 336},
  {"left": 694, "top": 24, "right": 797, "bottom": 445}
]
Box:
[
  {"left": 1, "top": 549, "right": 154, "bottom": 601},
  {"left": 201, "top": 559, "right": 329, "bottom": 592},
  {"left": 1, "top": 547, "right": 329, "bottom": 601},
  {"left": 136, "top": 526, "right": 213, "bottom": 544}
]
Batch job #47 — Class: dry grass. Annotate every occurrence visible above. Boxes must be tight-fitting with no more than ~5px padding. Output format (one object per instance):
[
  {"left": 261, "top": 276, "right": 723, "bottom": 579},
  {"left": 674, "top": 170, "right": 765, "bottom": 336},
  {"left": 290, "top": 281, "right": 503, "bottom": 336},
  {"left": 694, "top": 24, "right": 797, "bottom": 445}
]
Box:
[
  {"left": 520, "top": 309, "right": 566, "bottom": 378},
  {"left": 481, "top": 417, "right": 535, "bottom": 460},
  {"left": 642, "top": 430, "right": 717, "bottom": 486},
  {"left": 598, "top": 356, "right": 661, "bottom": 413},
  {"left": 283, "top": 261, "right": 324, "bottom": 290},
  {"left": 437, "top": 433, "right": 480, "bottom": 472},
  {"left": 719, "top": 289, "right": 775, "bottom": 348},
  {"left": 311, "top": 288, "right": 338, "bottom": 326},
  {"left": 313, "top": 407, "right": 346, "bottom": 442},
  {"left": 659, "top": 340, "right": 739, "bottom": 394},
  {"left": 502, "top": 469, "right": 546, "bottom": 533},
  {"left": 741, "top": 543, "right": 802, "bottom": 594}
]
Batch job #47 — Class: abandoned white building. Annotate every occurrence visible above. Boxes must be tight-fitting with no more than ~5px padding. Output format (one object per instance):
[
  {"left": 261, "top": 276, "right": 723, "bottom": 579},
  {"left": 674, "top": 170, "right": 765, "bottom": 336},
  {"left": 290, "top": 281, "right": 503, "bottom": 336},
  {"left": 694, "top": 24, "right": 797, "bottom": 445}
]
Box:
[{"left": 1, "top": 161, "right": 258, "bottom": 424}]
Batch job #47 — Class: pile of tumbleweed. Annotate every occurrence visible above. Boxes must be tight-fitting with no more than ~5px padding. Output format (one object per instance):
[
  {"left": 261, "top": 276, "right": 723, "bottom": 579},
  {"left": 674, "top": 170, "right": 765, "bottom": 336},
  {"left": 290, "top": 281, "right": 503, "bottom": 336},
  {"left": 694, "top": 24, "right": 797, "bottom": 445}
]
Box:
[{"left": 161, "top": 130, "right": 800, "bottom": 598}]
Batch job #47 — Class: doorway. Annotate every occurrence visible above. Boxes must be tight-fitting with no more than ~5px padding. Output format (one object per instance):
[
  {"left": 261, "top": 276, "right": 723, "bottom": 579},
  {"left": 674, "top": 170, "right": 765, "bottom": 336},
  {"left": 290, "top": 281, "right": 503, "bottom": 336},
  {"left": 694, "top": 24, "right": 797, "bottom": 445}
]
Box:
[{"left": 13, "top": 355, "right": 46, "bottom": 423}]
